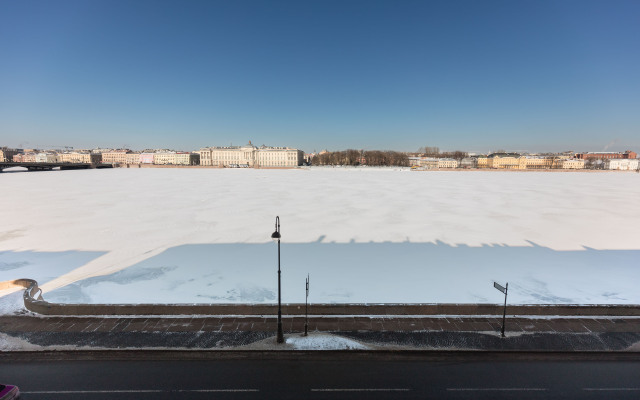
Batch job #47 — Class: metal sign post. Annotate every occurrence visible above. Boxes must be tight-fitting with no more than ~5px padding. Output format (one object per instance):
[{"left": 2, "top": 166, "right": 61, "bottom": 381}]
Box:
[
  {"left": 493, "top": 282, "right": 508, "bottom": 338},
  {"left": 304, "top": 274, "right": 309, "bottom": 336}
]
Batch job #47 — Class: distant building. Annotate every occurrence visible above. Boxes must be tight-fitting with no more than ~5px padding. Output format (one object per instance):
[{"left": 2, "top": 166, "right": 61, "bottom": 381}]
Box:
[
  {"left": 59, "top": 152, "right": 101, "bottom": 164},
  {"left": 125, "top": 153, "right": 141, "bottom": 164},
  {"left": 102, "top": 150, "right": 132, "bottom": 165},
  {"left": 524, "top": 156, "right": 553, "bottom": 169},
  {"left": 476, "top": 156, "right": 489, "bottom": 168},
  {"left": 255, "top": 147, "right": 304, "bottom": 167},
  {"left": 437, "top": 158, "right": 458, "bottom": 168},
  {"left": 460, "top": 157, "right": 478, "bottom": 168},
  {"left": 576, "top": 150, "right": 637, "bottom": 160},
  {"left": 557, "top": 159, "right": 585, "bottom": 169},
  {"left": 153, "top": 151, "right": 176, "bottom": 165},
  {"left": 487, "top": 153, "right": 525, "bottom": 169},
  {"left": 0, "top": 147, "right": 19, "bottom": 162},
  {"left": 175, "top": 152, "right": 200, "bottom": 165},
  {"left": 408, "top": 157, "right": 438, "bottom": 169},
  {"left": 605, "top": 159, "right": 639, "bottom": 170},
  {"left": 13, "top": 153, "right": 37, "bottom": 163},
  {"left": 198, "top": 142, "right": 304, "bottom": 167},
  {"left": 140, "top": 153, "right": 155, "bottom": 164},
  {"left": 35, "top": 152, "right": 59, "bottom": 163},
  {"left": 91, "top": 148, "right": 114, "bottom": 154}
]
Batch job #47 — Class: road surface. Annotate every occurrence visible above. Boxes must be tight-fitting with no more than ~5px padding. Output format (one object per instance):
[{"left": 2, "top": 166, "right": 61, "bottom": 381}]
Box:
[{"left": 2, "top": 352, "right": 639, "bottom": 399}]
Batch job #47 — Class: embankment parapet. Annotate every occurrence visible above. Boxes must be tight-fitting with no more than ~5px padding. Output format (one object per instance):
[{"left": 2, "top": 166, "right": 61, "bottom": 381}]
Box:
[{"left": 4, "top": 279, "right": 640, "bottom": 317}]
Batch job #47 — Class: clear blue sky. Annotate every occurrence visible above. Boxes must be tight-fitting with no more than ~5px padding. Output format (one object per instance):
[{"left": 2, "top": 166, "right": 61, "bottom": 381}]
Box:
[{"left": 1, "top": 0, "right": 639, "bottom": 153}]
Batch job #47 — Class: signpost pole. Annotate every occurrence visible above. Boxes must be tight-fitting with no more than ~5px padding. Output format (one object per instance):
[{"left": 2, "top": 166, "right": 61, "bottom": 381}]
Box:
[
  {"left": 494, "top": 281, "right": 508, "bottom": 338},
  {"left": 501, "top": 283, "right": 508, "bottom": 338}
]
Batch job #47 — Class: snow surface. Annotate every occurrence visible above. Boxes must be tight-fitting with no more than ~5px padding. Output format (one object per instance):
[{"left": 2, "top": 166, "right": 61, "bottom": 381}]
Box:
[
  {"left": 1, "top": 167, "right": 640, "bottom": 312},
  {"left": 285, "top": 333, "right": 369, "bottom": 350}
]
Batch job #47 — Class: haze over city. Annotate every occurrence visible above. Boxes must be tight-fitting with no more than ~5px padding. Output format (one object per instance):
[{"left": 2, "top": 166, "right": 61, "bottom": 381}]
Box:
[{"left": 1, "top": 0, "right": 639, "bottom": 153}]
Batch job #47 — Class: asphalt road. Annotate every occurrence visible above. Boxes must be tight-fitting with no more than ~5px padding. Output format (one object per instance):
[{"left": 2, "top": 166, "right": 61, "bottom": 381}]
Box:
[{"left": 2, "top": 353, "right": 640, "bottom": 399}]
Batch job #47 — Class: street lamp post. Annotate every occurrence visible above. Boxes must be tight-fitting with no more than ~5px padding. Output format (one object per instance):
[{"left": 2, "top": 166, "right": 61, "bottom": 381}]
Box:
[
  {"left": 304, "top": 274, "right": 309, "bottom": 336},
  {"left": 271, "top": 216, "right": 284, "bottom": 343}
]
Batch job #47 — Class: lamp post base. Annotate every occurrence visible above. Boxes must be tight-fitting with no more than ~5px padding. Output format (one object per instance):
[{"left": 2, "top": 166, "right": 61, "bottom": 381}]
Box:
[{"left": 277, "top": 322, "right": 284, "bottom": 343}]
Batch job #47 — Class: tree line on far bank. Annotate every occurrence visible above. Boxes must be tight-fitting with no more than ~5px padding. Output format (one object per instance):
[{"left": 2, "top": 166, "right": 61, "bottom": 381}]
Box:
[
  {"left": 311, "top": 150, "right": 409, "bottom": 166},
  {"left": 311, "top": 147, "right": 469, "bottom": 166}
]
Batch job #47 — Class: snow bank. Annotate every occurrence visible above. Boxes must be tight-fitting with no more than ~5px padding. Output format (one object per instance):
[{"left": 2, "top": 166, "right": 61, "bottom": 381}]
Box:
[{"left": 286, "top": 333, "right": 369, "bottom": 350}]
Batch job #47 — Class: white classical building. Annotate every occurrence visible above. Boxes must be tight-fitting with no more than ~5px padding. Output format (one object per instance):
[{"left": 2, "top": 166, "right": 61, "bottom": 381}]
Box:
[
  {"left": 35, "top": 152, "right": 60, "bottom": 163},
  {"left": 460, "top": 157, "right": 478, "bottom": 168},
  {"left": 605, "top": 159, "right": 639, "bottom": 170},
  {"left": 198, "top": 142, "right": 304, "bottom": 167},
  {"left": 437, "top": 158, "right": 459, "bottom": 168},
  {"left": 408, "top": 157, "right": 438, "bottom": 169},
  {"left": 557, "top": 159, "right": 585, "bottom": 169}
]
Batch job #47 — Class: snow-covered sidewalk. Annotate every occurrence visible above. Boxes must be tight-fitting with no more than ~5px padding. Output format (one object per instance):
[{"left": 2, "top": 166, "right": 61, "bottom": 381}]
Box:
[{"left": 2, "top": 313, "right": 639, "bottom": 351}]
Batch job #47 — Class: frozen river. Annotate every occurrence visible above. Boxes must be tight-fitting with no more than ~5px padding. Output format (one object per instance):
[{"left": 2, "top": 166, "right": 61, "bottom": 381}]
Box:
[{"left": 1, "top": 167, "right": 639, "bottom": 309}]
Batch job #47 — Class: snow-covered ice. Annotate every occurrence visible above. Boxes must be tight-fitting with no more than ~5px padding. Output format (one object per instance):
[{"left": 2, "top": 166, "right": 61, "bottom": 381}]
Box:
[{"left": 1, "top": 167, "right": 639, "bottom": 312}]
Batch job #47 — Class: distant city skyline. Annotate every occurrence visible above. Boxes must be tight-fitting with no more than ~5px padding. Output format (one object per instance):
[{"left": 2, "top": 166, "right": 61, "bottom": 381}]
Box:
[{"left": 1, "top": 0, "right": 639, "bottom": 154}]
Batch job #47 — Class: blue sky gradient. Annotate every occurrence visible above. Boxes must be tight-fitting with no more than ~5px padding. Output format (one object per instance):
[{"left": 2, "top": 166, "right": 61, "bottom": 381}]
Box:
[{"left": 1, "top": 0, "right": 639, "bottom": 153}]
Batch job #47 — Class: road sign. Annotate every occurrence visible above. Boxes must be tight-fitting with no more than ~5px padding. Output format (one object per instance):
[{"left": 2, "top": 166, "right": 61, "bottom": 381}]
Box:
[{"left": 494, "top": 282, "right": 506, "bottom": 294}]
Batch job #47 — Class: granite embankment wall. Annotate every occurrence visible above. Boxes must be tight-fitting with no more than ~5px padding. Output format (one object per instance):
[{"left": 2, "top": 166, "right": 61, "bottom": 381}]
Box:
[{"left": 4, "top": 279, "right": 640, "bottom": 316}]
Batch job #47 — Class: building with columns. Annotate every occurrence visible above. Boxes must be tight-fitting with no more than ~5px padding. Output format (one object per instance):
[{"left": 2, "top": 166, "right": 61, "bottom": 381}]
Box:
[{"left": 198, "top": 142, "right": 304, "bottom": 167}]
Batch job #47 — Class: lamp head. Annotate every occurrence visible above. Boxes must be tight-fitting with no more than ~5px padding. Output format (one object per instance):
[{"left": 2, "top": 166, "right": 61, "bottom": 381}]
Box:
[{"left": 271, "top": 231, "right": 281, "bottom": 241}]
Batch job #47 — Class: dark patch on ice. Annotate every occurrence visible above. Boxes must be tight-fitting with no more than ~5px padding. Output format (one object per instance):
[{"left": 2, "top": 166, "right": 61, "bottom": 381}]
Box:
[
  {"left": 197, "top": 286, "right": 275, "bottom": 302},
  {"left": 0, "top": 261, "right": 29, "bottom": 271},
  {"left": 511, "top": 279, "right": 574, "bottom": 304},
  {"left": 0, "top": 250, "right": 107, "bottom": 285},
  {"left": 83, "top": 266, "right": 178, "bottom": 286},
  {"left": 470, "top": 294, "right": 489, "bottom": 302},
  {"left": 602, "top": 292, "right": 627, "bottom": 301}
]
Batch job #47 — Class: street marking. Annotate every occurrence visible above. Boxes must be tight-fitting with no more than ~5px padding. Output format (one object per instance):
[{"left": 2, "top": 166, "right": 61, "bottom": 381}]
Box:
[
  {"left": 179, "top": 389, "right": 259, "bottom": 392},
  {"left": 23, "top": 389, "right": 259, "bottom": 394},
  {"left": 312, "top": 388, "right": 410, "bottom": 392},
  {"left": 447, "top": 388, "right": 547, "bottom": 391},
  {"left": 583, "top": 388, "right": 640, "bottom": 391},
  {"left": 24, "top": 391, "right": 164, "bottom": 394}
]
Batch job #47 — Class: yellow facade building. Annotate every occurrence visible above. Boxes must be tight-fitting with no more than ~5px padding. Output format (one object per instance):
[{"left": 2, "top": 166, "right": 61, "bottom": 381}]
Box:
[
  {"left": 59, "top": 152, "right": 101, "bottom": 164},
  {"left": 102, "top": 150, "right": 131, "bottom": 164},
  {"left": 558, "top": 159, "right": 585, "bottom": 169},
  {"left": 476, "top": 157, "right": 488, "bottom": 168},
  {"left": 524, "top": 157, "right": 553, "bottom": 169},
  {"left": 487, "top": 154, "right": 525, "bottom": 169}
]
